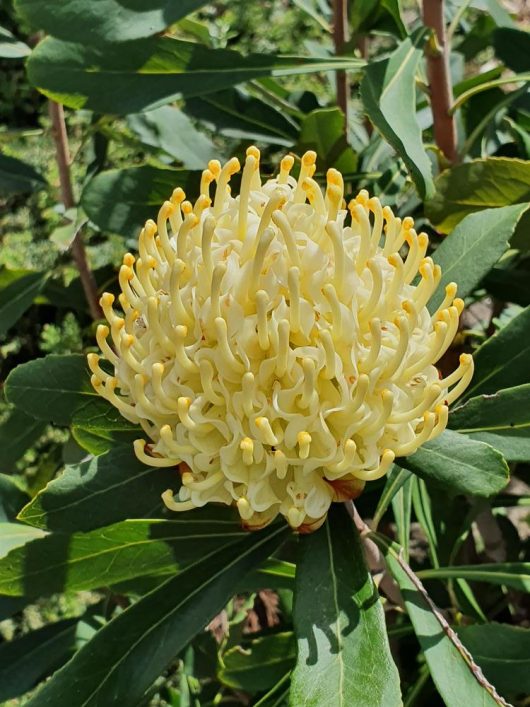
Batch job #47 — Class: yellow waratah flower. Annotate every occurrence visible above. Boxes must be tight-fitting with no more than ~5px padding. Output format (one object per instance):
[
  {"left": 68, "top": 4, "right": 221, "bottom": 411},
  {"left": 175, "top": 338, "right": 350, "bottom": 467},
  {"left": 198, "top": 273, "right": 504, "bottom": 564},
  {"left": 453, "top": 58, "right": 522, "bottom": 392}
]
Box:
[{"left": 88, "top": 148, "right": 473, "bottom": 531}]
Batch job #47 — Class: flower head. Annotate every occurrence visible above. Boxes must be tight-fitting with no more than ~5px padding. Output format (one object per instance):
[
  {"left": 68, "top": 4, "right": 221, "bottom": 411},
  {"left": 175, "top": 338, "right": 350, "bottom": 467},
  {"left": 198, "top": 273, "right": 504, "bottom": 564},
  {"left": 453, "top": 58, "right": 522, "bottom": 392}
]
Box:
[{"left": 89, "top": 148, "right": 473, "bottom": 531}]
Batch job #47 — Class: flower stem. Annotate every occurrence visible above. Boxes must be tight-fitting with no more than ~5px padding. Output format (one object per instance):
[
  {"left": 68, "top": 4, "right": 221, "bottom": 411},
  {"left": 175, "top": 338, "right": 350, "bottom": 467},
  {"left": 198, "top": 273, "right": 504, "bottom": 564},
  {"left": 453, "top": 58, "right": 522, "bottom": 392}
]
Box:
[
  {"left": 48, "top": 100, "right": 101, "bottom": 320},
  {"left": 332, "top": 0, "right": 349, "bottom": 125},
  {"left": 422, "top": 0, "right": 458, "bottom": 164}
]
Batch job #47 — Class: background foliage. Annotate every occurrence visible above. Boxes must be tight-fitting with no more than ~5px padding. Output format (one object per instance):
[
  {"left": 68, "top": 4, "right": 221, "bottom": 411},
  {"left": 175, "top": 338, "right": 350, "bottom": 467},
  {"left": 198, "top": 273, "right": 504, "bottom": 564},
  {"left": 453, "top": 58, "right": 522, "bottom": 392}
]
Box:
[{"left": 1, "top": 0, "right": 530, "bottom": 705}]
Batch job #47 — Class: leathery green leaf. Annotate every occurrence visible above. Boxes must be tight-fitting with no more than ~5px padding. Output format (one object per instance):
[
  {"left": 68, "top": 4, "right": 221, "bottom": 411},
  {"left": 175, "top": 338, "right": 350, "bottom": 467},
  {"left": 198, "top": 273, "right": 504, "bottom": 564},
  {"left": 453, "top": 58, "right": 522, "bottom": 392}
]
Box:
[
  {"left": 290, "top": 505, "right": 401, "bottom": 706},
  {"left": 371, "top": 533, "right": 503, "bottom": 707},
  {"left": 17, "top": 445, "right": 180, "bottom": 532},
  {"left": 219, "top": 632, "right": 296, "bottom": 693},
  {"left": 425, "top": 157, "right": 530, "bottom": 232},
  {"left": 458, "top": 623, "right": 530, "bottom": 697},
  {"left": 400, "top": 430, "right": 509, "bottom": 497},
  {"left": 15, "top": 0, "right": 211, "bottom": 44},
  {"left": 27, "top": 36, "right": 364, "bottom": 115},
  {"left": 449, "top": 384, "right": 530, "bottom": 461},
  {"left": 360, "top": 31, "right": 434, "bottom": 199},
  {"left": 0, "top": 515, "right": 246, "bottom": 598},
  {"left": 428, "top": 203, "right": 529, "bottom": 312},
  {"left": 465, "top": 305, "right": 530, "bottom": 398},
  {"left": 25, "top": 523, "right": 289, "bottom": 707}
]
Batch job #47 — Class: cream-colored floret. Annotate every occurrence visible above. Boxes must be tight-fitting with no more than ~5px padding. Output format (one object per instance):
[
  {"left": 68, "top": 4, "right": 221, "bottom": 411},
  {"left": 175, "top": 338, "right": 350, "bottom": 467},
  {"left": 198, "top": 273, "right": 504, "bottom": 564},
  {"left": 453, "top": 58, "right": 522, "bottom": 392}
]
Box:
[{"left": 89, "top": 148, "right": 473, "bottom": 531}]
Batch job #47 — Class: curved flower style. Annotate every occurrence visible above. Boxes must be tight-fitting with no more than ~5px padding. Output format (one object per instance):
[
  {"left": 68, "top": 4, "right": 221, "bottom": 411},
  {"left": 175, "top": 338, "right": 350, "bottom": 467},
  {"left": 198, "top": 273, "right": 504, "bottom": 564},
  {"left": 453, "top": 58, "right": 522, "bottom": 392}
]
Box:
[{"left": 88, "top": 148, "right": 473, "bottom": 531}]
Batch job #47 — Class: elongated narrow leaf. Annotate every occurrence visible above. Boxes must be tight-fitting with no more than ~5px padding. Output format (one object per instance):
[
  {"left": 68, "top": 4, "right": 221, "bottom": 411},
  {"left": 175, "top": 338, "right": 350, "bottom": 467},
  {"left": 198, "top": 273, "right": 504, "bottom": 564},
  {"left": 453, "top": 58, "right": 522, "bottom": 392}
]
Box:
[
  {"left": 373, "top": 465, "right": 412, "bottom": 527},
  {"left": 417, "top": 563, "right": 530, "bottom": 592},
  {"left": 0, "top": 408, "right": 46, "bottom": 473},
  {"left": 400, "top": 429, "right": 509, "bottom": 497},
  {"left": 411, "top": 477, "right": 439, "bottom": 566},
  {"left": 26, "top": 524, "right": 289, "bottom": 707},
  {"left": 466, "top": 305, "right": 530, "bottom": 399},
  {"left": 219, "top": 632, "right": 296, "bottom": 693},
  {"left": 0, "top": 153, "right": 46, "bottom": 195},
  {"left": 0, "top": 271, "right": 47, "bottom": 336},
  {"left": 360, "top": 31, "right": 434, "bottom": 198},
  {"left": 392, "top": 476, "right": 412, "bottom": 561},
  {"left": 428, "top": 203, "right": 529, "bottom": 312},
  {"left": 185, "top": 86, "right": 299, "bottom": 146},
  {"left": 0, "top": 618, "right": 77, "bottom": 702},
  {"left": 18, "top": 445, "right": 178, "bottom": 532},
  {"left": 28, "top": 36, "right": 364, "bottom": 115},
  {"left": 16, "top": 0, "right": 211, "bottom": 43},
  {"left": 0, "top": 522, "right": 46, "bottom": 559},
  {"left": 290, "top": 506, "right": 401, "bottom": 707},
  {"left": 0, "top": 515, "right": 246, "bottom": 598},
  {"left": 372, "top": 533, "right": 502, "bottom": 707},
  {"left": 425, "top": 157, "right": 530, "bottom": 232},
  {"left": 458, "top": 623, "right": 530, "bottom": 697},
  {"left": 450, "top": 384, "right": 530, "bottom": 461},
  {"left": 81, "top": 166, "right": 200, "bottom": 237}
]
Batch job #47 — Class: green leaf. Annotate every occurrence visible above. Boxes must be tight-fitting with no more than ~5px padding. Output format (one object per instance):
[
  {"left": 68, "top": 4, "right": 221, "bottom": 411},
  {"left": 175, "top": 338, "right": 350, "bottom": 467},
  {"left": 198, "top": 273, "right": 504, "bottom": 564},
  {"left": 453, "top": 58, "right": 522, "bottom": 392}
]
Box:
[
  {"left": 254, "top": 672, "right": 291, "bottom": 707},
  {"left": 82, "top": 166, "right": 200, "bottom": 238},
  {"left": 0, "top": 153, "right": 47, "bottom": 196},
  {"left": 411, "top": 477, "right": 439, "bottom": 566},
  {"left": 428, "top": 203, "right": 529, "bottom": 312},
  {"left": 458, "top": 623, "right": 530, "bottom": 697},
  {"left": 17, "top": 445, "right": 178, "bottom": 532},
  {"left": 219, "top": 632, "right": 296, "bottom": 693},
  {"left": 0, "top": 408, "right": 46, "bottom": 473},
  {"left": 290, "top": 506, "right": 401, "bottom": 707},
  {"left": 127, "top": 106, "right": 217, "bottom": 169},
  {"left": 360, "top": 31, "right": 434, "bottom": 199},
  {"left": 16, "top": 0, "right": 212, "bottom": 43},
  {"left": 465, "top": 305, "right": 530, "bottom": 398},
  {"left": 25, "top": 524, "right": 289, "bottom": 707},
  {"left": 417, "top": 563, "right": 530, "bottom": 592},
  {"left": 372, "top": 533, "right": 502, "bottom": 707},
  {"left": 494, "top": 27, "right": 530, "bottom": 72},
  {"left": 5, "top": 354, "right": 120, "bottom": 427},
  {"left": 0, "top": 514, "right": 246, "bottom": 598},
  {"left": 392, "top": 476, "right": 412, "bottom": 561},
  {"left": 449, "top": 384, "right": 530, "bottom": 461},
  {"left": 0, "top": 618, "right": 78, "bottom": 702},
  {"left": 238, "top": 559, "right": 296, "bottom": 592},
  {"left": 0, "top": 25, "right": 30, "bottom": 59},
  {"left": 185, "top": 86, "right": 299, "bottom": 147},
  {"left": 0, "top": 522, "right": 46, "bottom": 559},
  {"left": 0, "top": 271, "right": 47, "bottom": 337},
  {"left": 373, "top": 465, "right": 412, "bottom": 528},
  {"left": 27, "top": 36, "right": 364, "bottom": 114},
  {"left": 296, "top": 107, "right": 358, "bottom": 174},
  {"left": 425, "top": 158, "right": 530, "bottom": 233},
  {"left": 0, "top": 475, "right": 30, "bottom": 523},
  {"left": 400, "top": 429, "right": 509, "bottom": 497}
]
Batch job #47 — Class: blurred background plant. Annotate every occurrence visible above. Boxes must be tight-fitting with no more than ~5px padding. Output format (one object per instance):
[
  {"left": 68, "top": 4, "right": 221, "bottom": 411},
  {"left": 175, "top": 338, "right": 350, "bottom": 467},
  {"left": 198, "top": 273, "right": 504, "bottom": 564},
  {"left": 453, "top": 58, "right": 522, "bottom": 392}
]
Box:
[{"left": 1, "top": 1, "right": 530, "bottom": 705}]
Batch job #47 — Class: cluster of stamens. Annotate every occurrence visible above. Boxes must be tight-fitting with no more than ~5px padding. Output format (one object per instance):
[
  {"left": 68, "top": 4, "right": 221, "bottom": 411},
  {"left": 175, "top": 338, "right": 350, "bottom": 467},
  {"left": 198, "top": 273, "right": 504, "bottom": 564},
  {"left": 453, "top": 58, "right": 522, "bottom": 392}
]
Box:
[{"left": 88, "top": 148, "right": 473, "bottom": 531}]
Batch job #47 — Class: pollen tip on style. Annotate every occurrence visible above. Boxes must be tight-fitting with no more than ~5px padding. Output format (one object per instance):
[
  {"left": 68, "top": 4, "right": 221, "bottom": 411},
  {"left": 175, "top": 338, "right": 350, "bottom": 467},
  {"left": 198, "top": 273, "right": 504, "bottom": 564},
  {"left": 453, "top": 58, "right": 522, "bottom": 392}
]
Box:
[{"left": 89, "top": 147, "right": 473, "bottom": 532}]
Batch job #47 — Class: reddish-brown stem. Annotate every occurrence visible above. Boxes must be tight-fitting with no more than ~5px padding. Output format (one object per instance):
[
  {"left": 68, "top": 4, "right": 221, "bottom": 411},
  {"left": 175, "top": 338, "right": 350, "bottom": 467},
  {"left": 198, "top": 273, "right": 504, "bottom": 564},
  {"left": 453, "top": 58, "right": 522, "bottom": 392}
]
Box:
[
  {"left": 48, "top": 100, "right": 101, "bottom": 320},
  {"left": 333, "top": 0, "right": 349, "bottom": 125},
  {"left": 422, "top": 0, "right": 458, "bottom": 164}
]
